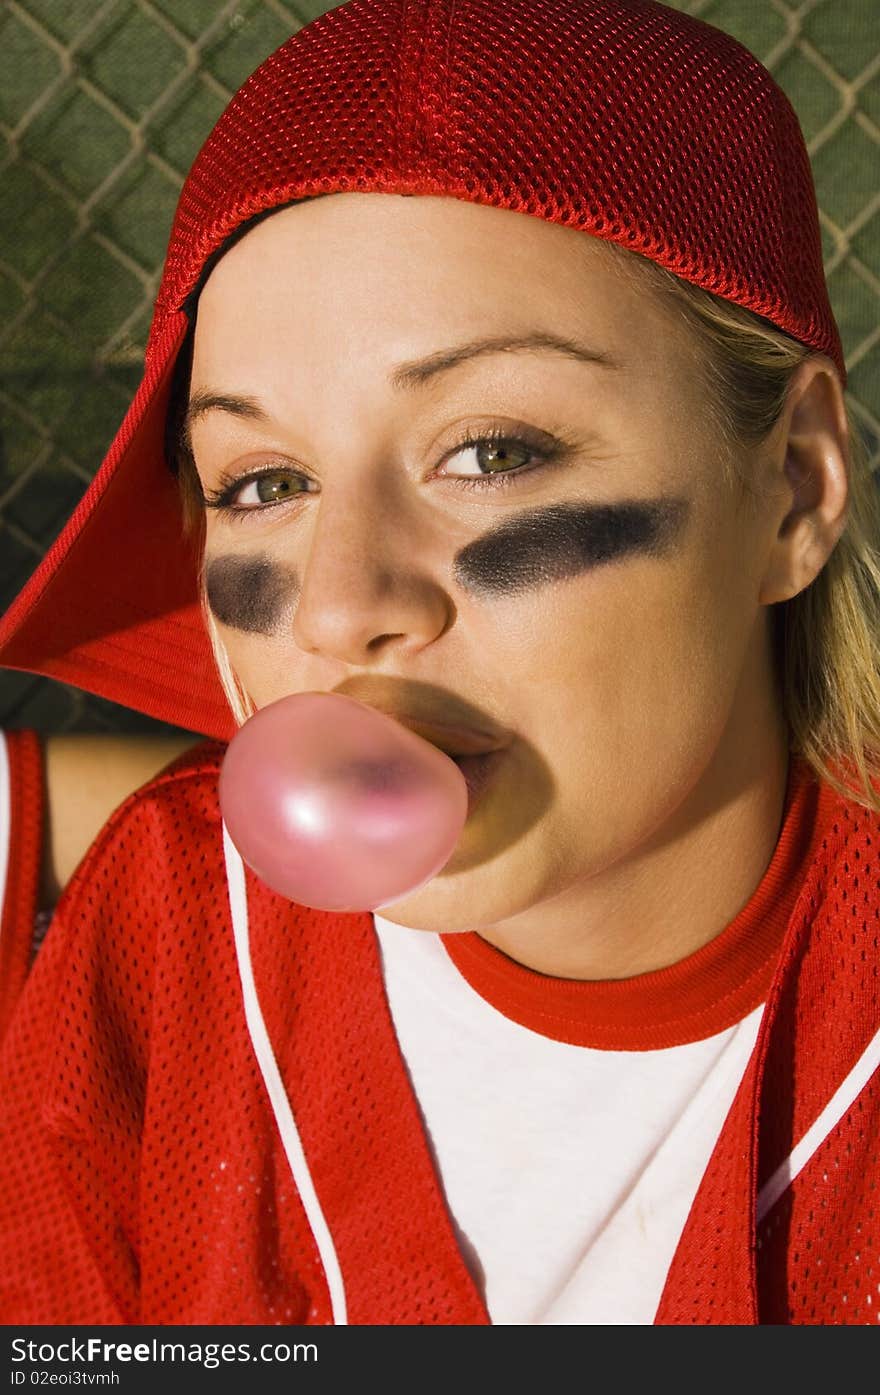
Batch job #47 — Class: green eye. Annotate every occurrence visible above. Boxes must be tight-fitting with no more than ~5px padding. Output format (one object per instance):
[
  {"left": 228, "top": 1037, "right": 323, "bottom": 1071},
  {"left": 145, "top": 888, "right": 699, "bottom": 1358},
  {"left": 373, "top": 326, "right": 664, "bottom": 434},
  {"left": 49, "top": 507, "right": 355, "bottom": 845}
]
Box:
[
  {"left": 469, "top": 439, "right": 531, "bottom": 474},
  {"left": 202, "top": 467, "right": 311, "bottom": 518},
  {"left": 438, "top": 425, "right": 566, "bottom": 488},
  {"left": 252, "top": 473, "right": 300, "bottom": 503}
]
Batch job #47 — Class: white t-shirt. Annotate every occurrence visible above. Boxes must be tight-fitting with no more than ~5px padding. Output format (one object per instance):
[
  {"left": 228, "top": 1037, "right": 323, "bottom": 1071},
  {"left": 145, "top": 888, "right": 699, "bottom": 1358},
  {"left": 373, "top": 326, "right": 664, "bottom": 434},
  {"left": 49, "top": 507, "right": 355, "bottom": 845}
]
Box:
[
  {"left": 372, "top": 757, "right": 814, "bottom": 1325},
  {"left": 374, "top": 914, "right": 765, "bottom": 1324}
]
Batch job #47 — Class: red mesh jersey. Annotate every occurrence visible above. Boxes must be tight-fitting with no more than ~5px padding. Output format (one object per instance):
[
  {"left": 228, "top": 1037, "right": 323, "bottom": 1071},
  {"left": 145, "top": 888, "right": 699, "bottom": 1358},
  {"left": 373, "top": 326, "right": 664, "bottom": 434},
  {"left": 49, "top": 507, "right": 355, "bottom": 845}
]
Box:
[
  {"left": 0, "top": 0, "right": 844, "bottom": 742},
  {"left": 0, "top": 741, "right": 877, "bottom": 1325},
  {"left": 0, "top": 731, "right": 44, "bottom": 1048}
]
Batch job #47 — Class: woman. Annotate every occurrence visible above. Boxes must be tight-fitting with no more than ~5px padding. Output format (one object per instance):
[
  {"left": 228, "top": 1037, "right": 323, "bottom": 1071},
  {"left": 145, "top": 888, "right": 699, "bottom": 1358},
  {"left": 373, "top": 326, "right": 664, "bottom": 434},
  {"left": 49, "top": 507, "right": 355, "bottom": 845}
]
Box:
[{"left": 0, "top": 0, "right": 878, "bottom": 1325}]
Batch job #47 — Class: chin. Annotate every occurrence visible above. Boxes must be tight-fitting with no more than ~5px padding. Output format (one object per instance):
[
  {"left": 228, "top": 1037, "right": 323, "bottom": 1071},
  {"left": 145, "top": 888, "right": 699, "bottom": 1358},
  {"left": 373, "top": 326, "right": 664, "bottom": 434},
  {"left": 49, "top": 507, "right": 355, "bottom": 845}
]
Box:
[{"left": 374, "top": 852, "right": 542, "bottom": 935}]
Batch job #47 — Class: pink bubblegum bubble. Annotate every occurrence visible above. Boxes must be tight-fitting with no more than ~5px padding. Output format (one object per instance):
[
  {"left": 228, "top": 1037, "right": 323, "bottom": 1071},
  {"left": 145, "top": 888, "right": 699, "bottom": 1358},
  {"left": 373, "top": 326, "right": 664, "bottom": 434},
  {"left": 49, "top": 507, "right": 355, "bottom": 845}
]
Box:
[{"left": 219, "top": 691, "right": 469, "bottom": 912}]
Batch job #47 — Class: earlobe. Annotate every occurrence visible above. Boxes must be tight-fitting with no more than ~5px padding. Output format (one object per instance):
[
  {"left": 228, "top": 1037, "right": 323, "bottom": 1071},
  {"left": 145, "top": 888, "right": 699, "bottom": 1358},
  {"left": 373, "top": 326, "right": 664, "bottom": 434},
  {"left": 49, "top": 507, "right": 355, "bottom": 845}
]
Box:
[{"left": 757, "top": 358, "right": 849, "bottom": 606}]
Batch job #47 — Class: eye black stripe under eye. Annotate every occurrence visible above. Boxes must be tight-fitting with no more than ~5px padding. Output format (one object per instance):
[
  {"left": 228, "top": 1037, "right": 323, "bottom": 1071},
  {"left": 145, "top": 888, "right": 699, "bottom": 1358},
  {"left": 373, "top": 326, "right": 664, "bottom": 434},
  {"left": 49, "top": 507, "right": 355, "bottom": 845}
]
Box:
[
  {"left": 453, "top": 498, "right": 690, "bottom": 595},
  {"left": 205, "top": 555, "right": 299, "bottom": 634},
  {"left": 204, "top": 499, "right": 689, "bottom": 633}
]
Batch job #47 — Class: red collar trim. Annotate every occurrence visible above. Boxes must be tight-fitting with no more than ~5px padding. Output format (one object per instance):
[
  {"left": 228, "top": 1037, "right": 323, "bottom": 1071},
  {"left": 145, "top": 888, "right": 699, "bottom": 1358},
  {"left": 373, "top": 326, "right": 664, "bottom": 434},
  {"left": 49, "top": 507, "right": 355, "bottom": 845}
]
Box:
[{"left": 440, "top": 757, "right": 819, "bottom": 1050}]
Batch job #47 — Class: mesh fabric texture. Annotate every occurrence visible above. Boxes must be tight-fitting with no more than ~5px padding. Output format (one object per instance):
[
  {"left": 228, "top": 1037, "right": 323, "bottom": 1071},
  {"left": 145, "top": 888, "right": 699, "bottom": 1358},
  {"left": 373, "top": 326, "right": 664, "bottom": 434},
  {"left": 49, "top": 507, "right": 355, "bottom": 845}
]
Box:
[
  {"left": 155, "top": 0, "right": 841, "bottom": 370},
  {"left": 0, "top": 731, "right": 43, "bottom": 1048},
  {"left": 0, "top": 743, "right": 877, "bottom": 1324}
]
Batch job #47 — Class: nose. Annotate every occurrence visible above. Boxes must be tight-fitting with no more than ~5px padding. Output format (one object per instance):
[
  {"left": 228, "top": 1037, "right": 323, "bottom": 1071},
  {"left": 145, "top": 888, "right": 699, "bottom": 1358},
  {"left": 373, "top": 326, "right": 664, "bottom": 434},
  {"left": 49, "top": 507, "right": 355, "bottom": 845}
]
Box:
[{"left": 291, "top": 484, "right": 452, "bottom": 664}]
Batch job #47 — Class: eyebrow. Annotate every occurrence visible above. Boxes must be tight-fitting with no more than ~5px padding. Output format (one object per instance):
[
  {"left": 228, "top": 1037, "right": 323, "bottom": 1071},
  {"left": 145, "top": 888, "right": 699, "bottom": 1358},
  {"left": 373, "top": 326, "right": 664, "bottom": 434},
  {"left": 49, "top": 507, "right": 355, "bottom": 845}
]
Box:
[
  {"left": 183, "top": 332, "right": 618, "bottom": 441},
  {"left": 183, "top": 392, "right": 266, "bottom": 449},
  {"left": 387, "top": 331, "right": 618, "bottom": 391}
]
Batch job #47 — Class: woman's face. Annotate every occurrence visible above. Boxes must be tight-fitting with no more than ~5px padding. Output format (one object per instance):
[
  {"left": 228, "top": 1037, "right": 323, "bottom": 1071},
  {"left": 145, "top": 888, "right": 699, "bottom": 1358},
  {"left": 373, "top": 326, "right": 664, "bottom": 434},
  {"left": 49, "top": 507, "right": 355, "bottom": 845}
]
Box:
[{"left": 189, "top": 193, "right": 785, "bottom": 940}]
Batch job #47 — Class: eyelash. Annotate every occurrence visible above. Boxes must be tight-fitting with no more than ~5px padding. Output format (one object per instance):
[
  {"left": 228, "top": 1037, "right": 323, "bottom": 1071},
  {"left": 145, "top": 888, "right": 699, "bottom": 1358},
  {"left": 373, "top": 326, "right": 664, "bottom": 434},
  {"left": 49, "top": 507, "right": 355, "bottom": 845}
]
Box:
[{"left": 201, "top": 423, "right": 574, "bottom": 523}]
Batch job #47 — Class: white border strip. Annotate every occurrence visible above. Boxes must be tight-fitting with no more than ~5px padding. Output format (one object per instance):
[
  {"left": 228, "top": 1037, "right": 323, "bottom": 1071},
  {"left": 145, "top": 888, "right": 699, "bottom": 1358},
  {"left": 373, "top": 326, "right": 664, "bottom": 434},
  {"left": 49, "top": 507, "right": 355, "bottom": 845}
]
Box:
[
  {"left": 756, "top": 1023, "right": 880, "bottom": 1223},
  {"left": 0, "top": 733, "right": 11, "bottom": 940},
  {"left": 222, "top": 820, "right": 348, "bottom": 1324}
]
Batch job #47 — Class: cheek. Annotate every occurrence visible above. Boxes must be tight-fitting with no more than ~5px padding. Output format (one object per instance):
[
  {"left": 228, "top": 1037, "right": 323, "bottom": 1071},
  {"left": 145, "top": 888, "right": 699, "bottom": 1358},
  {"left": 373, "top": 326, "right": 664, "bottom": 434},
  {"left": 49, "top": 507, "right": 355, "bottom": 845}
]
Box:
[
  {"left": 488, "top": 536, "right": 754, "bottom": 777},
  {"left": 214, "top": 626, "right": 318, "bottom": 712},
  {"left": 204, "top": 554, "right": 299, "bottom": 636},
  {"left": 204, "top": 553, "right": 306, "bottom": 707}
]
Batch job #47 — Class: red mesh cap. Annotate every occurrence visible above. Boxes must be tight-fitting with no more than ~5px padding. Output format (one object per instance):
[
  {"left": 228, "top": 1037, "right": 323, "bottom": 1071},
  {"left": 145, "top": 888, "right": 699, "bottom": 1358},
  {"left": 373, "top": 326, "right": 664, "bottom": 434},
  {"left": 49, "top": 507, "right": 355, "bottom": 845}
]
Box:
[{"left": 0, "top": 0, "right": 844, "bottom": 741}]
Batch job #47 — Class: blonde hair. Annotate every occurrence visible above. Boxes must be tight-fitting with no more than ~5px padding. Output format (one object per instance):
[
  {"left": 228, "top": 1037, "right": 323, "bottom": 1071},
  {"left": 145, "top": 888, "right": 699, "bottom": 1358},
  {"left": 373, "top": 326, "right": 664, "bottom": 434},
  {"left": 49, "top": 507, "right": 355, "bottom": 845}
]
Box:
[
  {"left": 200, "top": 587, "right": 255, "bottom": 727},
  {"left": 173, "top": 241, "right": 880, "bottom": 811}
]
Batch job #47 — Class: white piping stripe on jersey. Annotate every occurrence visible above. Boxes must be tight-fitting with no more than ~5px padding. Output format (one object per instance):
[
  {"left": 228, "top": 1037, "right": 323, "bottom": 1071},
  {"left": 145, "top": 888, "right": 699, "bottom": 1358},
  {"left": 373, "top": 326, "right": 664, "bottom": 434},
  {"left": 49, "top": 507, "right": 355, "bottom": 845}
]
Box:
[
  {"left": 222, "top": 821, "right": 348, "bottom": 1324},
  {"left": 756, "top": 1022, "right": 880, "bottom": 1224},
  {"left": 0, "top": 734, "right": 11, "bottom": 945}
]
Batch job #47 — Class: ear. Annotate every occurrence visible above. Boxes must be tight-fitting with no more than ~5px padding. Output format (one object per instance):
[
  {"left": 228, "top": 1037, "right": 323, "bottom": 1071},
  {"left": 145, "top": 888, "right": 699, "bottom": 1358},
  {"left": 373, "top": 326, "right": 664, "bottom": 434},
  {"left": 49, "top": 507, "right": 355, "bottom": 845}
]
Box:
[{"left": 757, "top": 356, "right": 850, "bottom": 606}]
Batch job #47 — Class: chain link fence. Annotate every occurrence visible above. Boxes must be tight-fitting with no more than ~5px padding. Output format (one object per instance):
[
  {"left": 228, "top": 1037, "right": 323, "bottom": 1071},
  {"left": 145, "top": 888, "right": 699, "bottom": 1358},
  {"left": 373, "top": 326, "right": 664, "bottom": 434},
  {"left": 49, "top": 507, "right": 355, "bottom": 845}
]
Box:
[{"left": 1, "top": 0, "right": 878, "bottom": 736}]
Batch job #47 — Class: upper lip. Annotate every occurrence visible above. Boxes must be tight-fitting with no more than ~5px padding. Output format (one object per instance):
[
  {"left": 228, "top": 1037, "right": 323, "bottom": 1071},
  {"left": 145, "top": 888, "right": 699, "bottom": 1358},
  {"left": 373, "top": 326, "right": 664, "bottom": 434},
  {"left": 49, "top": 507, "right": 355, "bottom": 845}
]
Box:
[
  {"left": 390, "top": 715, "right": 507, "bottom": 758},
  {"left": 332, "top": 684, "right": 512, "bottom": 758}
]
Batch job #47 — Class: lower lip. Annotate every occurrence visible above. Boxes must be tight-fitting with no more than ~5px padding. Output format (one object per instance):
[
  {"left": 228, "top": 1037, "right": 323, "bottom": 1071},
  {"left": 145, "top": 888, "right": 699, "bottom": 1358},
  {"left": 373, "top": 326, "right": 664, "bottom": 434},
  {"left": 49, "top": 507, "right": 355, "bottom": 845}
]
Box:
[{"left": 452, "top": 749, "right": 506, "bottom": 813}]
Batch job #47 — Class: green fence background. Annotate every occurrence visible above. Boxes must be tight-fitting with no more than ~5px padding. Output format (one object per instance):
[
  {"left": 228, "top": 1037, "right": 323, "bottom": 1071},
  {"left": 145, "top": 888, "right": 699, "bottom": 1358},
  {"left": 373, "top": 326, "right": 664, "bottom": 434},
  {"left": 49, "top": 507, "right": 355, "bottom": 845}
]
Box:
[{"left": 1, "top": 0, "right": 878, "bottom": 737}]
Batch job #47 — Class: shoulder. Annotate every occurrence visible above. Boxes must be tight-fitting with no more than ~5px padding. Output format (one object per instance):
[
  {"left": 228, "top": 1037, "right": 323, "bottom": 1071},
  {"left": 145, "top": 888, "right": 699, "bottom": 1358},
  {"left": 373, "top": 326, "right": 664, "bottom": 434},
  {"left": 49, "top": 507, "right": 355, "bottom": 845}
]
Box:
[
  {"left": 106, "top": 734, "right": 227, "bottom": 812},
  {"left": 89, "top": 732, "right": 226, "bottom": 820},
  {"left": 765, "top": 756, "right": 880, "bottom": 1084},
  {"left": 802, "top": 756, "right": 880, "bottom": 896},
  {"left": 785, "top": 754, "right": 880, "bottom": 948},
  {"left": 34, "top": 739, "right": 234, "bottom": 1046},
  {"left": 755, "top": 762, "right": 880, "bottom": 1314},
  {"left": 41, "top": 731, "right": 213, "bottom": 906},
  {"left": 59, "top": 737, "right": 229, "bottom": 910},
  {"left": 755, "top": 754, "right": 880, "bottom": 1053}
]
